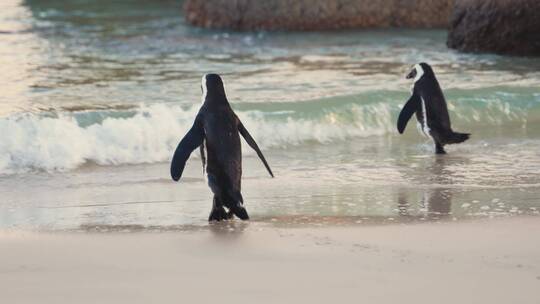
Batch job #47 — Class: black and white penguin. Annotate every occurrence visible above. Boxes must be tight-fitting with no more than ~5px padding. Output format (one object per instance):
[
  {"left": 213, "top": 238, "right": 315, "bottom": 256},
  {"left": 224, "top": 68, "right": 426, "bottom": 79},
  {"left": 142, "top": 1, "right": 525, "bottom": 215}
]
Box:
[
  {"left": 170, "top": 74, "right": 274, "bottom": 221},
  {"left": 397, "top": 62, "right": 470, "bottom": 154}
]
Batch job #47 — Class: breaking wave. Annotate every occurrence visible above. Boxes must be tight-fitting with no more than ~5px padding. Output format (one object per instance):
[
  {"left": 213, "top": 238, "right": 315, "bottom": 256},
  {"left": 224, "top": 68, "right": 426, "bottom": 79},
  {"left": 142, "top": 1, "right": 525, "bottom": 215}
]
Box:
[{"left": 0, "top": 90, "right": 538, "bottom": 174}]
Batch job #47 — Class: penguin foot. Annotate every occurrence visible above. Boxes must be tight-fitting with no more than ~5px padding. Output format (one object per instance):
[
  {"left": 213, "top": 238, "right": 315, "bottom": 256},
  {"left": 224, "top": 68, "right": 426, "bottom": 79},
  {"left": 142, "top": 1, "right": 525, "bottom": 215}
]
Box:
[
  {"left": 230, "top": 205, "right": 250, "bottom": 220},
  {"left": 208, "top": 207, "right": 233, "bottom": 221},
  {"left": 435, "top": 143, "right": 446, "bottom": 154}
]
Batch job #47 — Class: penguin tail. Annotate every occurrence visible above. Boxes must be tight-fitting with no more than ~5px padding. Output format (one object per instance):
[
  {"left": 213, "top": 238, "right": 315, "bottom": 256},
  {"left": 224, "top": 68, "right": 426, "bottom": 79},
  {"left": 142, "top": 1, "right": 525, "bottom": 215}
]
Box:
[{"left": 447, "top": 132, "right": 470, "bottom": 144}]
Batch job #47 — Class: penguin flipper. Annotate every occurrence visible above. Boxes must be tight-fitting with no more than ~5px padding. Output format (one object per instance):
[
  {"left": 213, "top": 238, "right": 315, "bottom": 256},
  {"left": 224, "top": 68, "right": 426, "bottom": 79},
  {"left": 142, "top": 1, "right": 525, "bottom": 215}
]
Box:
[
  {"left": 397, "top": 93, "right": 421, "bottom": 134},
  {"left": 170, "top": 117, "right": 205, "bottom": 181},
  {"left": 238, "top": 121, "right": 274, "bottom": 178}
]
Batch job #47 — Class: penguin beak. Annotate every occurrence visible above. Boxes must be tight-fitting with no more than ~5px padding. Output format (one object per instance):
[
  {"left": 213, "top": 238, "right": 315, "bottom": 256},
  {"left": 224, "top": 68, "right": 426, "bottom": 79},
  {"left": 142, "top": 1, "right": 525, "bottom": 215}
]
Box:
[{"left": 406, "top": 69, "right": 416, "bottom": 80}]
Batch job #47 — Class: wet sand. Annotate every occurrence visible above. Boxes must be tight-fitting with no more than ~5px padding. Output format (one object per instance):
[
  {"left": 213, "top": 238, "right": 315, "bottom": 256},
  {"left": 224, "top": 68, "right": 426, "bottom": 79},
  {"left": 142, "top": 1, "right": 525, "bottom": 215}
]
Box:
[{"left": 1, "top": 217, "right": 539, "bottom": 304}]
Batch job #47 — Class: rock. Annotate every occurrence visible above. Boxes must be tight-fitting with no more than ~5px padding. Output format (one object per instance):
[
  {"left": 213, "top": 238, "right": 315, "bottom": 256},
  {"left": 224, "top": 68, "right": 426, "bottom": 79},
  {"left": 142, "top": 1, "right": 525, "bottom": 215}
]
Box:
[
  {"left": 447, "top": 0, "right": 540, "bottom": 56},
  {"left": 183, "top": 0, "right": 454, "bottom": 31}
]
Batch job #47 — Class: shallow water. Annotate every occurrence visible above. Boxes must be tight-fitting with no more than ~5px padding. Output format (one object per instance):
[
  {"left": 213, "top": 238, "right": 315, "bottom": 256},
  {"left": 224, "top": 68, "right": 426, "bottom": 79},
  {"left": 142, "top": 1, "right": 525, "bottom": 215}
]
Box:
[{"left": 0, "top": 0, "right": 539, "bottom": 230}]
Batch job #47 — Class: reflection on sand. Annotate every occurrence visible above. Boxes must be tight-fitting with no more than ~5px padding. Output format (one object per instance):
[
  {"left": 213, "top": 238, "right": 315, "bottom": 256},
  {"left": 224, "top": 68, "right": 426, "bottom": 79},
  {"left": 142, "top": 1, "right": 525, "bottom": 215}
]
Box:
[
  {"left": 78, "top": 220, "right": 250, "bottom": 237},
  {"left": 397, "top": 188, "right": 452, "bottom": 220},
  {"left": 208, "top": 221, "right": 249, "bottom": 237},
  {"left": 398, "top": 156, "right": 456, "bottom": 220},
  {"left": 76, "top": 215, "right": 442, "bottom": 233}
]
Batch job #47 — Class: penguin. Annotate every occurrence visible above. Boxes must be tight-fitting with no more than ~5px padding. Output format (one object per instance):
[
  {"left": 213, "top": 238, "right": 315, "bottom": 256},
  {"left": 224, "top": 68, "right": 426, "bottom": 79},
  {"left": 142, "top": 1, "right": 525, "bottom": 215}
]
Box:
[
  {"left": 170, "top": 74, "right": 274, "bottom": 221},
  {"left": 397, "top": 62, "right": 470, "bottom": 154}
]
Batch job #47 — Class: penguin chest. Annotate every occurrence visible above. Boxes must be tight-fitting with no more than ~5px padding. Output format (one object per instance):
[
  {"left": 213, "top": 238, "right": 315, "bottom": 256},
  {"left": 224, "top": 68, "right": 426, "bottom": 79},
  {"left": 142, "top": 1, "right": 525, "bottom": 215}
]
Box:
[{"left": 416, "top": 97, "right": 432, "bottom": 139}]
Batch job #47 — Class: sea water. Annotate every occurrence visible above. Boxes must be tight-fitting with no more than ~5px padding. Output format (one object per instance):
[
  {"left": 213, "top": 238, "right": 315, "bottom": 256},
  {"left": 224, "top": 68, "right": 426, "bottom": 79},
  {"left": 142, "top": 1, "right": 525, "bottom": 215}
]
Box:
[{"left": 1, "top": 0, "right": 539, "bottom": 230}]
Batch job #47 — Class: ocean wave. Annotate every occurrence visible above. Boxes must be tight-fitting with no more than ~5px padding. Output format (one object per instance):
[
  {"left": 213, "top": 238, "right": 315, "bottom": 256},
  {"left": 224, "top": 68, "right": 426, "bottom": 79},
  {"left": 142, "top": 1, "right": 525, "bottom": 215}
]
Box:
[
  {"left": 0, "top": 92, "right": 537, "bottom": 174},
  {"left": 0, "top": 105, "right": 194, "bottom": 174},
  {"left": 0, "top": 102, "right": 394, "bottom": 174}
]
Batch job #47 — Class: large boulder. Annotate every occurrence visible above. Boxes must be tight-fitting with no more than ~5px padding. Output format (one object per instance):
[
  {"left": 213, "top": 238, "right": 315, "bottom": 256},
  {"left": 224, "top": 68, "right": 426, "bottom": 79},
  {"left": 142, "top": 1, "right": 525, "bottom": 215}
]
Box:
[
  {"left": 447, "top": 0, "right": 540, "bottom": 56},
  {"left": 183, "top": 0, "right": 454, "bottom": 31}
]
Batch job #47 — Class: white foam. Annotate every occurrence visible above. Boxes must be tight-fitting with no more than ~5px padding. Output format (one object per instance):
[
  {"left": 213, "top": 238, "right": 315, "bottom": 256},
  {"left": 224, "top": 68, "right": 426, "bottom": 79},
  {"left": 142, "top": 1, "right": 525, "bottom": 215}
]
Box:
[
  {"left": 0, "top": 103, "right": 394, "bottom": 174},
  {"left": 235, "top": 103, "right": 393, "bottom": 149},
  {"left": 0, "top": 104, "right": 198, "bottom": 174}
]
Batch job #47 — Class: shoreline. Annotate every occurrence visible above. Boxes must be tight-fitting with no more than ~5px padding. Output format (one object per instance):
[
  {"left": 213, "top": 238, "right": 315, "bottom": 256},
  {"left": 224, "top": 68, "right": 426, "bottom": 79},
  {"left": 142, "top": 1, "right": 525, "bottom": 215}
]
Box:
[{"left": 2, "top": 216, "right": 539, "bottom": 303}]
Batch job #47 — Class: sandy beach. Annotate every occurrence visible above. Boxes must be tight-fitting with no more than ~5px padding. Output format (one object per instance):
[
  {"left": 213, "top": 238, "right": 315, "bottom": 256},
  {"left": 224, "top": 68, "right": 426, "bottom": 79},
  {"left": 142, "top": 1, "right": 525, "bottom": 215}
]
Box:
[
  {"left": 1, "top": 217, "right": 539, "bottom": 304},
  {"left": 1, "top": 1, "right": 540, "bottom": 303}
]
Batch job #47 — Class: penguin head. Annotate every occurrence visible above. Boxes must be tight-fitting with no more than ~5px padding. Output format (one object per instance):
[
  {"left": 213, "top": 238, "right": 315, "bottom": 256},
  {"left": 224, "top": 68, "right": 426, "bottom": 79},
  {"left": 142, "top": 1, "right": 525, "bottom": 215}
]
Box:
[
  {"left": 406, "top": 62, "right": 433, "bottom": 82},
  {"left": 201, "top": 73, "right": 227, "bottom": 104}
]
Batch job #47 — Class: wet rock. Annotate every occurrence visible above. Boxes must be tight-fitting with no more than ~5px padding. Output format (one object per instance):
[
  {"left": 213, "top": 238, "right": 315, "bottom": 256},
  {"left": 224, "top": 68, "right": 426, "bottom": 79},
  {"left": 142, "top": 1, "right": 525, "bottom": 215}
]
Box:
[
  {"left": 447, "top": 0, "right": 540, "bottom": 56},
  {"left": 183, "top": 0, "right": 454, "bottom": 31}
]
